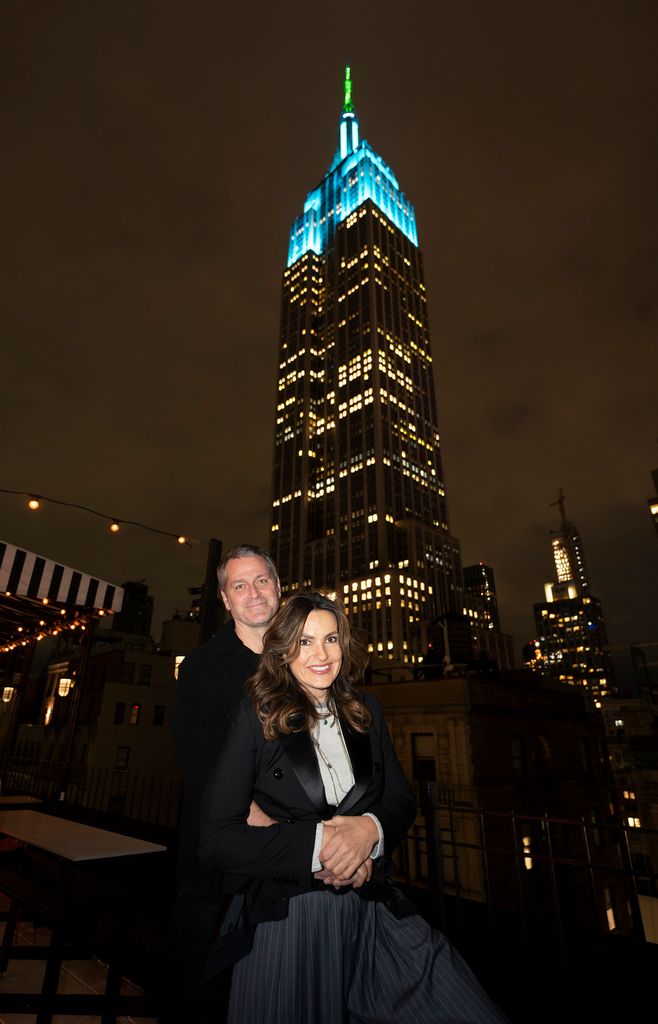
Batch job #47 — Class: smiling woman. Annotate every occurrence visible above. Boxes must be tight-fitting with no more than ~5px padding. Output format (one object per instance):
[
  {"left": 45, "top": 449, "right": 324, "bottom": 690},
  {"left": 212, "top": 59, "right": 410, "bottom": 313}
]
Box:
[
  {"left": 289, "top": 608, "right": 342, "bottom": 701},
  {"left": 247, "top": 592, "right": 371, "bottom": 741},
  {"left": 200, "top": 591, "right": 510, "bottom": 1024}
]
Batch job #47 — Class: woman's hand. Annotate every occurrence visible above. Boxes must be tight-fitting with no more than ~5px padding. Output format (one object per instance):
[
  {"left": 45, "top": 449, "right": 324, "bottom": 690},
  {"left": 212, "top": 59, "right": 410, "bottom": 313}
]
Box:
[
  {"left": 314, "top": 857, "right": 373, "bottom": 890},
  {"left": 319, "top": 815, "right": 379, "bottom": 879},
  {"left": 247, "top": 800, "right": 276, "bottom": 827}
]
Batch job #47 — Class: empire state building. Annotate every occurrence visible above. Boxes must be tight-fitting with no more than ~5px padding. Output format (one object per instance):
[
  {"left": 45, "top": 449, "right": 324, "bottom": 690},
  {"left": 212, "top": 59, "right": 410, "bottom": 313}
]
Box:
[{"left": 270, "top": 69, "right": 464, "bottom": 667}]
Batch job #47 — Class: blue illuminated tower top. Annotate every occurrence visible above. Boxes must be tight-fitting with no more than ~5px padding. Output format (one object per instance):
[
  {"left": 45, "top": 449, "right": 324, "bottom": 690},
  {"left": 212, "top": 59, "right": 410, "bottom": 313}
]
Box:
[{"left": 287, "top": 67, "right": 418, "bottom": 266}]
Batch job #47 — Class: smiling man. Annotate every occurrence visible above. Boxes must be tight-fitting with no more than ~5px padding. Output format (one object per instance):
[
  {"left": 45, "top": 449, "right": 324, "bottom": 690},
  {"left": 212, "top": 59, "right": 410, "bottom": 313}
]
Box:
[
  {"left": 218, "top": 549, "right": 281, "bottom": 647},
  {"left": 168, "top": 544, "right": 281, "bottom": 1023}
]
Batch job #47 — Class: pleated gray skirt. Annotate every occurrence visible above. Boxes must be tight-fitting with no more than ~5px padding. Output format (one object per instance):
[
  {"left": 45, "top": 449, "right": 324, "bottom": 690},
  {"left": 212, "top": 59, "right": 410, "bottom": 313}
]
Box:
[{"left": 228, "top": 889, "right": 509, "bottom": 1024}]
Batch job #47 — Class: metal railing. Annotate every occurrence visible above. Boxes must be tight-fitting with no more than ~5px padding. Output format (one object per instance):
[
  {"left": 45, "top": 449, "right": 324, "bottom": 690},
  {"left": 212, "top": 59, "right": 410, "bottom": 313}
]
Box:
[
  {"left": 392, "top": 783, "right": 658, "bottom": 1023},
  {"left": 1, "top": 762, "right": 657, "bottom": 1021},
  {"left": 0, "top": 755, "right": 181, "bottom": 829},
  {"left": 403, "top": 782, "right": 657, "bottom": 940}
]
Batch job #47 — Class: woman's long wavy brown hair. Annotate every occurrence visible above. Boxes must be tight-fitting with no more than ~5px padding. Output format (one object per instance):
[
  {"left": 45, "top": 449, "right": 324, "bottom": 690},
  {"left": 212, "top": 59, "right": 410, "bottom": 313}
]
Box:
[{"left": 247, "top": 591, "right": 371, "bottom": 739}]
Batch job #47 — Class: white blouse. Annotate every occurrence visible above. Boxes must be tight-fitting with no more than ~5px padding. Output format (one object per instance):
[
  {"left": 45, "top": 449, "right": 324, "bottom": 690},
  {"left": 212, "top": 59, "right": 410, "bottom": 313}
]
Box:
[{"left": 310, "top": 707, "right": 384, "bottom": 872}]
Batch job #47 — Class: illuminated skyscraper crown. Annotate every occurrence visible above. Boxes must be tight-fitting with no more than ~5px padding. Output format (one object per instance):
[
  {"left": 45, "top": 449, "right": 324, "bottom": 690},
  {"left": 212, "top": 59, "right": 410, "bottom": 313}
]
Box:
[{"left": 287, "top": 67, "right": 418, "bottom": 266}]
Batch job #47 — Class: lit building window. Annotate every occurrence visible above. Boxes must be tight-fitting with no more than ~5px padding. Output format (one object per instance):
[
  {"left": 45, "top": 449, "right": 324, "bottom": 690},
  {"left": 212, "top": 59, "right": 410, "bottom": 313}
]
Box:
[
  {"left": 603, "top": 887, "right": 616, "bottom": 931},
  {"left": 116, "top": 746, "right": 130, "bottom": 769}
]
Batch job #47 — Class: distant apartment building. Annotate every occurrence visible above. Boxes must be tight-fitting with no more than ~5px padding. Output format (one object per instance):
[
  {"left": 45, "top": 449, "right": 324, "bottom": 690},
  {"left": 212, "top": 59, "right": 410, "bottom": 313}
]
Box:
[
  {"left": 462, "top": 562, "right": 515, "bottom": 670},
  {"left": 603, "top": 696, "right": 658, "bottom": 881},
  {"left": 14, "top": 583, "right": 201, "bottom": 777},
  {"left": 24, "top": 630, "right": 178, "bottom": 775},
  {"left": 372, "top": 672, "right": 634, "bottom": 936}
]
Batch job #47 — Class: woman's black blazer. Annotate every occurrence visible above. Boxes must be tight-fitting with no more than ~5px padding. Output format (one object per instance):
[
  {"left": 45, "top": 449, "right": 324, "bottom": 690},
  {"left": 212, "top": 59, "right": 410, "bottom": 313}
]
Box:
[{"left": 199, "top": 691, "right": 416, "bottom": 923}]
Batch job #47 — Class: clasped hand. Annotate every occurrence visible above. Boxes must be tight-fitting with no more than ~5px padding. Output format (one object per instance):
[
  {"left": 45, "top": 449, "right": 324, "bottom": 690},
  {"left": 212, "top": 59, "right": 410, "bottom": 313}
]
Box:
[
  {"left": 247, "top": 804, "right": 377, "bottom": 890},
  {"left": 314, "top": 856, "right": 373, "bottom": 890},
  {"left": 316, "top": 815, "right": 379, "bottom": 888}
]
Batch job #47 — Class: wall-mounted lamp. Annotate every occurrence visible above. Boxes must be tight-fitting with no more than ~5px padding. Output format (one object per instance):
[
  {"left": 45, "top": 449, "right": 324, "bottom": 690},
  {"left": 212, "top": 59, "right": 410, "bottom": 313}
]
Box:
[
  {"left": 58, "top": 677, "right": 74, "bottom": 697},
  {"left": 2, "top": 686, "right": 15, "bottom": 703}
]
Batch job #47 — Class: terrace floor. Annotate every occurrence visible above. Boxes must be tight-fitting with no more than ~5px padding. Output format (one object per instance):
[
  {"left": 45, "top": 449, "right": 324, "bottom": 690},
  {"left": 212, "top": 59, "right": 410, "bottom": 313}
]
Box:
[{"left": 0, "top": 894, "right": 157, "bottom": 1024}]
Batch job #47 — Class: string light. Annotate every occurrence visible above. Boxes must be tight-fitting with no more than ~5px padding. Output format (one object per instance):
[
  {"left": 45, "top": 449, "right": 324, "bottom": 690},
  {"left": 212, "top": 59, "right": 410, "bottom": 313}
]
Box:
[
  {"left": 0, "top": 488, "right": 202, "bottom": 546},
  {"left": 1, "top": 489, "right": 211, "bottom": 652},
  {"left": 0, "top": 614, "right": 90, "bottom": 654}
]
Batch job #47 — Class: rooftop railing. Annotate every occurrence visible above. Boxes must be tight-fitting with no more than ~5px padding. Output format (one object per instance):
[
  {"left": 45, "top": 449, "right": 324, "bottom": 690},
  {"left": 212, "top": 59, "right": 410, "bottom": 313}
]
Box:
[
  {"left": 0, "top": 754, "right": 181, "bottom": 829},
  {"left": 1, "top": 762, "right": 656, "bottom": 1022}
]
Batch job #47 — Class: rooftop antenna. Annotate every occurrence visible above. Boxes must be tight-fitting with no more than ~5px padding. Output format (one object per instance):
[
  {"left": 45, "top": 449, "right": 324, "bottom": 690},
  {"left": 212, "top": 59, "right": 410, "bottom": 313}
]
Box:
[
  {"left": 339, "top": 65, "right": 359, "bottom": 158},
  {"left": 343, "top": 65, "right": 354, "bottom": 113},
  {"left": 549, "top": 487, "right": 568, "bottom": 529}
]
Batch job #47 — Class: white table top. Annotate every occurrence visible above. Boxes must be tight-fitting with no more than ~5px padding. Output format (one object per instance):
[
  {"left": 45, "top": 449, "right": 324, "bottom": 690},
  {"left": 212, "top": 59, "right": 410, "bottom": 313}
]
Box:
[
  {"left": 0, "top": 795, "right": 42, "bottom": 806},
  {"left": 0, "top": 809, "right": 166, "bottom": 861}
]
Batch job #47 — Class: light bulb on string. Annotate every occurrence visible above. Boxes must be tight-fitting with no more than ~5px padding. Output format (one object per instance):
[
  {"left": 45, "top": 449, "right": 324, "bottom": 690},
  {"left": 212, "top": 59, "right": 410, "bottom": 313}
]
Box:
[{"left": 2, "top": 487, "right": 205, "bottom": 549}]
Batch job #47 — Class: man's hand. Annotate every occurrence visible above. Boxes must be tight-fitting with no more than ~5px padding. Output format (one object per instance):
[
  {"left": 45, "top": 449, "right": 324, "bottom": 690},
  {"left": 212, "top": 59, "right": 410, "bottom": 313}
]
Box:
[
  {"left": 314, "top": 857, "right": 373, "bottom": 890},
  {"left": 319, "top": 815, "right": 379, "bottom": 879},
  {"left": 247, "top": 800, "right": 276, "bottom": 827}
]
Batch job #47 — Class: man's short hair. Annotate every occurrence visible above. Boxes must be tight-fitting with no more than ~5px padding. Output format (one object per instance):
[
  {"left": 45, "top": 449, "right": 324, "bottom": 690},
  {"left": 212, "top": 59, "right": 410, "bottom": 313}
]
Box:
[{"left": 217, "top": 544, "right": 279, "bottom": 593}]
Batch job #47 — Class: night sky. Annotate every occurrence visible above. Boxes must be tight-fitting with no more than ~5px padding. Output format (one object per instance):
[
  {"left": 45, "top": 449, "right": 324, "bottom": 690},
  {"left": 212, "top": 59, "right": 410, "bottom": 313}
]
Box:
[{"left": 2, "top": 2, "right": 657, "bottom": 657}]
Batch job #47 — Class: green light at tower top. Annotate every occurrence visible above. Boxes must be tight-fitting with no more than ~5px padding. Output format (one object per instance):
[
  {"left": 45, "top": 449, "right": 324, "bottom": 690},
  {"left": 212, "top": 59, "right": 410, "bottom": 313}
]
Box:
[{"left": 343, "top": 66, "right": 353, "bottom": 113}]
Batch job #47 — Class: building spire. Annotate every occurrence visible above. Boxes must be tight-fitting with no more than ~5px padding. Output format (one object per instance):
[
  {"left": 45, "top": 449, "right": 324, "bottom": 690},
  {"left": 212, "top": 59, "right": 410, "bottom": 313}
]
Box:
[
  {"left": 339, "top": 65, "right": 359, "bottom": 159},
  {"left": 343, "top": 65, "right": 354, "bottom": 113},
  {"left": 550, "top": 487, "right": 568, "bottom": 529}
]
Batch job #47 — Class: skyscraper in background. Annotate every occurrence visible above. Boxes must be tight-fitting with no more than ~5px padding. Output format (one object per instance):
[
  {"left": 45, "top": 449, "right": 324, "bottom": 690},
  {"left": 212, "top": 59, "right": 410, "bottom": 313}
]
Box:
[
  {"left": 463, "top": 563, "right": 501, "bottom": 632},
  {"left": 525, "top": 492, "right": 612, "bottom": 704},
  {"left": 270, "top": 69, "right": 464, "bottom": 668},
  {"left": 549, "top": 488, "right": 590, "bottom": 593}
]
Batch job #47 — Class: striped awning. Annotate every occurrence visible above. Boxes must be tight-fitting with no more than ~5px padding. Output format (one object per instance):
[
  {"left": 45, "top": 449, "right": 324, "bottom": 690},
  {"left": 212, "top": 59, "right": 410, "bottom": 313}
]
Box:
[{"left": 0, "top": 541, "right": 124, "bottom": 613}]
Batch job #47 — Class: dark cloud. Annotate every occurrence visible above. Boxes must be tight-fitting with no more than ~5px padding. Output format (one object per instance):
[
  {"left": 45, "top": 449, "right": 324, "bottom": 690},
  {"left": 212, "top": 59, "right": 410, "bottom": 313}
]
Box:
[
  {"left": 487, "top": 401, "right": 539, "bottom": 437},
  {"left": 1, "top": 0, "right": 657, "bottom": 659}
]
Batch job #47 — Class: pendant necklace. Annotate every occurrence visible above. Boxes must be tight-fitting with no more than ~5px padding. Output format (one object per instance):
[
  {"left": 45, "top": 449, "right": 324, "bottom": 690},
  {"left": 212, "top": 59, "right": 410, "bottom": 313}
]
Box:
[
  {"left": 313, "top": 738, "right": 343, "bottom": 804},
  {"left": 312, "top": 711, "right": 353, "bottom": 804},
  {"left": 315, "top": 702, "right": 335, "bottom": 727}
]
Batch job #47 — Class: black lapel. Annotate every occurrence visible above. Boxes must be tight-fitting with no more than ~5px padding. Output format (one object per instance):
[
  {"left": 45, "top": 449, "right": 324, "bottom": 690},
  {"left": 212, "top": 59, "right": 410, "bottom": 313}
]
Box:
[
  {"left": 335, "top": 721, "right": 372, "bottom": 815},
  {"left": 279, "top": 731, "right": 332, "bottom": 819}
]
